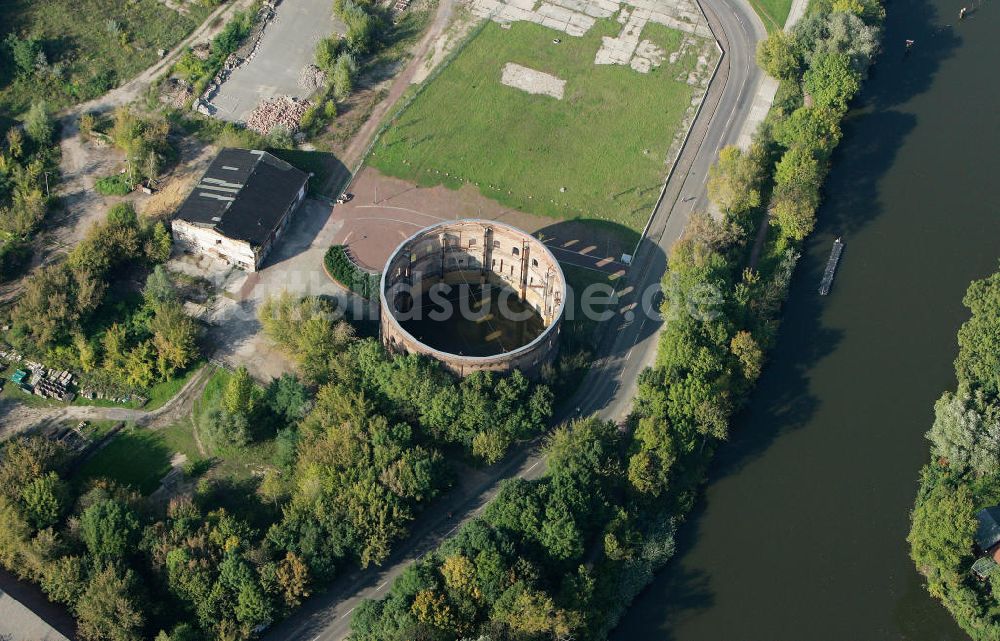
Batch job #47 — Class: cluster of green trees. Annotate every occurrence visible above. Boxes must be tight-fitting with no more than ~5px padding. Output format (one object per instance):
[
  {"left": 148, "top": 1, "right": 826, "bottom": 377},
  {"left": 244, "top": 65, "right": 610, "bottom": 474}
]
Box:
[
  {"left": 0, "top": 101, "right": 58, "bottom": 280},
  {"left": 908, "top": 267, "right": 1000, "bottom": 639},
  {"left": 754, "top": 0, "right": 882, "bottom": 242},
  {"left": 174, "top": 6, "right": 258, "bottom": 96},
  {"left": 324, "top": 245, "right": 379, "bottom": 299},
  {"left": 351, "top": 1, "right": 886, "bottom": 638},
  {"left": 88, "top": 106, "right": 173, "bottom": 195},
  {"left": 351, "top": 417, "right": 629, "bottom": 641},
  {"left": 255, "top": 291, "right": 554, "bottom": 580},
  {"left": 3, "top": 202, "right": 194, "bottom": 396},
  {"left": 0, "top": 435, "right": 313, "bottom": 641}
]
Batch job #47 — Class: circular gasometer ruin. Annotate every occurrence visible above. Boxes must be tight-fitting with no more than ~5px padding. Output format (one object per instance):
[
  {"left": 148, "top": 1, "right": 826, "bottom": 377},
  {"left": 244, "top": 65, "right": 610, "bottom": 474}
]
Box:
[{"left": 380, "top": 220, "right": 566, "bottom": 377}]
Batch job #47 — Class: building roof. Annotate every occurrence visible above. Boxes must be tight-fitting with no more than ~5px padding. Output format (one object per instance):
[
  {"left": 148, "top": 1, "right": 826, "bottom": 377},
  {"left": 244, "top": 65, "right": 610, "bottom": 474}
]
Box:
[
  {"left": 174, "top": 148, "right": 309, "bottom": 248},
  {"left": 975, "top": 507, "right": 1000, "bottom": 551}
]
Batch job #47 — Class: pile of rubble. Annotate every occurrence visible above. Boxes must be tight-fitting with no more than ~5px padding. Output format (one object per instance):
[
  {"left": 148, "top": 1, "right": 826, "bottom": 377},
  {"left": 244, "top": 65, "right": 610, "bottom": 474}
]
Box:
[
  {"left": 196, "top": 2, "right": 277, "bottom": 113},
  {"left": 299, "top": 64, "right": 327, "bottom": 92},
  {"left": 246, "top": 96, "right": 311, "bottom": 135},
  {"left": 160, "top": 77, "right": 195, "bottom": 108}
]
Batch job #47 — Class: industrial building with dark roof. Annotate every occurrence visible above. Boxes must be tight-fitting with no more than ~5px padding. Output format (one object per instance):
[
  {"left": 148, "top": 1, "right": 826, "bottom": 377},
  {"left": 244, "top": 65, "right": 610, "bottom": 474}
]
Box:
[{"left": 171, "top": 148, "right": 309, "bottom": 271}]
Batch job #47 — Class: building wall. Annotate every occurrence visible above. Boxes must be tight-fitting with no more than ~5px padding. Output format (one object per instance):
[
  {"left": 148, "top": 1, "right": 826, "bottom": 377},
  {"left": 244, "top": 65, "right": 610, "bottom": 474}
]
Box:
[
  {"left": 171, "top": 183, "right": 306, "bottom": 271},
  {"left": 380, "top": 220, "right": 565, "bottom": 378},
  {"left": 172, "top": 219, "right": 257, "bottom": 270}
]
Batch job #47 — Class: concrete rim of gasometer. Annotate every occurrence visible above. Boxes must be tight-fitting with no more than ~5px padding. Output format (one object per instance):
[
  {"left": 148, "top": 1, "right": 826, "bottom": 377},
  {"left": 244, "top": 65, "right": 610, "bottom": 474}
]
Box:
[{"left": 379, "top": 218, "right": 567, "bottom": 365}]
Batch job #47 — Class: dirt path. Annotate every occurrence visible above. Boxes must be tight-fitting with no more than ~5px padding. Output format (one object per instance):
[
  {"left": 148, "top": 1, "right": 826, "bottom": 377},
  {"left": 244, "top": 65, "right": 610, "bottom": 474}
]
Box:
[
  {"left": 0, "top": 364, "right": 217, "bottom": 439},
  {"left": 69, "top": 0, "right": 257, "bottom": 118},
  {"left": 321, "top": 0, "right": 458, "bottom": 194}
]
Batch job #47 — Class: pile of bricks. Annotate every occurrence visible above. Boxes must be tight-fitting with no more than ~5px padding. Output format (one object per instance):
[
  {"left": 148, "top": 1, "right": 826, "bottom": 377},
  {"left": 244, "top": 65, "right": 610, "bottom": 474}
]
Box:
[
  {"left": 299, "top": 64, "right": 327, "bottom": 91},
  {"left": 246, "top": 96, "right": 311, "bottom": 135}
]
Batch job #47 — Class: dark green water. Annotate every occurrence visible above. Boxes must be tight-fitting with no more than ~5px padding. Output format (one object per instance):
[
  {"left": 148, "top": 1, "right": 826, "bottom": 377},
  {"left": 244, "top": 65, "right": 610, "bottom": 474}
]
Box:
[
  {"left": 398, "top": 284, "right": 545, "bottom": 356},
  {"left": 614, "top": 0, "right": 1000, "bottom": 639}
]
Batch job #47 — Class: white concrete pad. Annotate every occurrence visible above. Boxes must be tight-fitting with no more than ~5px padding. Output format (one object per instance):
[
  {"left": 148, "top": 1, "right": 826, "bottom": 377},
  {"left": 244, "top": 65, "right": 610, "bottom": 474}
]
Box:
[{"left": 501, "top": 62, "right": 567, "bottom": 98}]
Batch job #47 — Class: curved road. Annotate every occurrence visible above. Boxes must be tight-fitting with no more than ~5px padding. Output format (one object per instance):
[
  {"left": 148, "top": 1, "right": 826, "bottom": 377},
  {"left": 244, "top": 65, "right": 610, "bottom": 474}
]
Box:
[{"left": 263, "top": 2, "right": 767, "bottom": 640}]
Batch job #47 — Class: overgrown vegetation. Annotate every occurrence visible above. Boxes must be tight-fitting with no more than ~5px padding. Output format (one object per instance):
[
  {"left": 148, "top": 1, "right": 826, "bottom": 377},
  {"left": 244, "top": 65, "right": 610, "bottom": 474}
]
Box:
[
  {"left": 299, "top": 0, "right": 431, "bottom": 141},
  {"left": 0, "top": 0, "right": 218, "bottom": 113},
  {"left": 2, "top": 201, "right": 198, "bottom": 400},
  {"left": 324, "top": 245, "right": 379, "bottom": 299},
  {"left": 349, "top": 0, "right": 884, "bottom": 638},
  {"left": 0, "top": 100, "right": 59, "bottom": 281},
  {"left": 171, "top": 4, "right": 257, "bottom": 98},
  {"left": 907, "top": 266, "right": 1000, "bottom": 639}
]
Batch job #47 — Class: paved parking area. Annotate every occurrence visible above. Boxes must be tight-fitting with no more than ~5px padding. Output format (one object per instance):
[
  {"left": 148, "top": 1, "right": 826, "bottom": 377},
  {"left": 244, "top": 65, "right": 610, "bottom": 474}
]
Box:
[
  {"left": 332, "top": 167, "right": 630, "bottom": 275},
  {"left": 169, "top": 198, "right": 369, "bottom": 382},
  {"left": 212, "top": 0, "right": 345, "bottom": 122}
]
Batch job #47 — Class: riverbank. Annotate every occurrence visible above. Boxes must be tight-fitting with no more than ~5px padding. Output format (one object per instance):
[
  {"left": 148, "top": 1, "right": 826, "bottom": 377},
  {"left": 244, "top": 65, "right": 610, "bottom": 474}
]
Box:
[
  {"left": 614, "top": 0, "right": 999, "bottom": 636},
  {"left": 345, "top": 0, "right": 888, "bottom": 637},
  {"left": 908, "top": 268, "right": 1000, "bottom": 638}
]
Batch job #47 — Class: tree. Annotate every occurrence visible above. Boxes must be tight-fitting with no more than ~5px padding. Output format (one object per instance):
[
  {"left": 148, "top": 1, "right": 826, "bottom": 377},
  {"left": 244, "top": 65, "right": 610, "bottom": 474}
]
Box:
[
  {"left": 143, "top": 265, "right": 176, "bottom": 307},
  {"left": 41, "top": 555, "right": 87, "bottom": 607},
  {"left": 773, "top": 106, "right": 842, "bottom": 158},
  {"left": 730, "top": 330, "right": 764, "bottom": 382},
  {"left": 275, "top": 552, "right": 311, "bottom": 608},
  {"left": 770, "top": 145, "right": 823, "bottom": 241},
  {"left": 926, "top": 391, "right": 1000, "bottom": 477},
  {"left": 149, "top": 301, "right": 199, "bottom": 379},
  {"left": 20, "top": 471, "right": 66, "bottom": 529},
  {"left": 148, "top": 222, "right": 173, "bottom": 263},
  {"left": 223, "top": 366, "right": 259, "bottom": 417},
  {"left": 76, "top": 566, "right": 145, "bottom": 641},
  {"left": 124, "top": 340, "right": 157, "bottom": 388},
  {"left": 956, "top": 270, "right": 1000, "bottom": 398},
  {"left": 79, "top": 498, "right": 140, "bottom": 565},
  {"left": 908, "top": 477, "right": 977, "bottom": 598},
  {"left": 24, "top": 101, "right": 54, "bottom": 144},
  {"left": 0, "top": 437, "right": 62, "bottom": 504},
  {"left": 5, "top": 128, "right": 23, "bottom": 159},
  {"left": 4, "top": 34, "right": 42, "bottom": 76},
  {"left": 332, "top": 53, "right": 356, "bottom": 101},
  {"left": 803, "top": 52, "right": 861, "bottom": 111},
  {"left": 265, "top": 374, "right": 310, "bottom": 424},
  {"left": 756, "top": 30, "right": 801, "bottom": 81},
  {"left": 707, "top": 145, "right": 765, "bottom": 215}
]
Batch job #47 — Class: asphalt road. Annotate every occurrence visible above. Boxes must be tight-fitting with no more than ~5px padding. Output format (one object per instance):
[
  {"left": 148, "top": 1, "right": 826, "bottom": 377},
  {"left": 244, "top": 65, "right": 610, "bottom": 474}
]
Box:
[{"left": 263, "top": 1, "right": 767, "bottom": 639}]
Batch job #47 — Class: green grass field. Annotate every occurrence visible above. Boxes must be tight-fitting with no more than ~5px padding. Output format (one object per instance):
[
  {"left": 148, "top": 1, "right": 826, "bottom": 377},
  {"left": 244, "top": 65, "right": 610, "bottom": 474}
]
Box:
[
  {"left": 370, "top": 18, "right": 708, "bottom": 232},
  {"left": 77, "top": 426, "right": 172, "bottom": 495},
  {"left": 748, "top": 0, "right": 795, "bottom": 32},
  {"left": 0, "top": 0, "right": 213, "bottom": 114}
]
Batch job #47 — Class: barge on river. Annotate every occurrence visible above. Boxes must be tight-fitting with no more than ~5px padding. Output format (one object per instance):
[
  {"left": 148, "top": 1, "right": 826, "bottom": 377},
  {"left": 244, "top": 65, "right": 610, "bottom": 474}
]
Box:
[{"left": 818, "top": 237, "right": 844, "bottom": 296}]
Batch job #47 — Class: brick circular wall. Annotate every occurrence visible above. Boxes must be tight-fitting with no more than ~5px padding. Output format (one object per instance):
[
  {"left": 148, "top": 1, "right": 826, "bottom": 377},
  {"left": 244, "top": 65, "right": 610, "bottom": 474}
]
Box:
[{"left": 380, "top": 219, "right": 566, "bottom": 378}]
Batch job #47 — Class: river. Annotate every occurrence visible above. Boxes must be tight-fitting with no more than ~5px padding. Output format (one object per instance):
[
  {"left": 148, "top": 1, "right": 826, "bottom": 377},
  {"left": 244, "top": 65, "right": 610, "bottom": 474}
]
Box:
[{"left": 613, "top": 0, "right": 999, "bottom": 638}]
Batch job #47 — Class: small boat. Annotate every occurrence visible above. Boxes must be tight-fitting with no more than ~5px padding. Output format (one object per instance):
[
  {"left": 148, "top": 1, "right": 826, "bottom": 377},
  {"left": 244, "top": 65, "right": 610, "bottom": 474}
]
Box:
[{"left": 818, "top": 237, "right": 844, "bottom": 296}]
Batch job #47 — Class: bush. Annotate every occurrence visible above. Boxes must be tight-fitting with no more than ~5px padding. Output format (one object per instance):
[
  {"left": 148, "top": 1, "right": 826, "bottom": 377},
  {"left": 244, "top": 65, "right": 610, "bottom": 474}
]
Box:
[
  {"left": 324, "top": 245, "right": 379, "bottom": 299},
  {"left": 95, "top": 174, "right": 132, "bottom": 196}
]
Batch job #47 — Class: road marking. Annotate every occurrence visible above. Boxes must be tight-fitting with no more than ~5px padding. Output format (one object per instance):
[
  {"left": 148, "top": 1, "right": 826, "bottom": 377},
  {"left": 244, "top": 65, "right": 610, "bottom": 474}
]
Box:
[
  {"left": 376, "top": 581, "right": 389, "bottom": 591},
  {"left": 525, "top": 459, "right": 541, "bottom": 474},
  {"left": 345, "top": 606, "right": 355, "bottom": 615}
]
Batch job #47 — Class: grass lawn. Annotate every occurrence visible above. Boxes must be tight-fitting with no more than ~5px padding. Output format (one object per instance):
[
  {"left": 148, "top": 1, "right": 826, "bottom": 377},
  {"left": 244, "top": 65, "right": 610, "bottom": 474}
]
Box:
[
  {"left": 747, "top": 0, "right": 795, "bottom": 31},
  {"left": 76, "top": 426, "right": 173, "bottom": 495},
  {"left": 369, "top": 18, "right": 707, "bottom": 232},
  {"left": 0, "top": 0, "right": 213, "bottom": 114}
]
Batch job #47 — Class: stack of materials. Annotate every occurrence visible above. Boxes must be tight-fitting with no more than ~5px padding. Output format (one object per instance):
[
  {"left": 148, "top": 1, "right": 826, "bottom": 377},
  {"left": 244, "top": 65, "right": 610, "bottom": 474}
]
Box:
[{"left": 245, "top": 96, "right": 310, "bottom": 135}]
